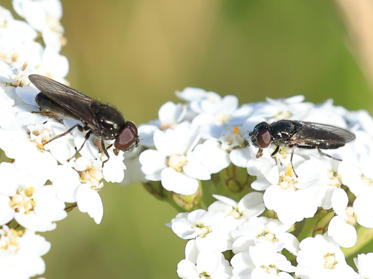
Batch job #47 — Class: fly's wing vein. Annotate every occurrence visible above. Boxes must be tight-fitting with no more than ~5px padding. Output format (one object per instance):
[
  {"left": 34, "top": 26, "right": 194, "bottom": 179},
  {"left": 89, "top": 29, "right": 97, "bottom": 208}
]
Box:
[
  {"left": 29, "top": 74, "right": 95, "bottom": 122},
  {"left": 290, "top": 121, "right": 355, "bottom": 148}
]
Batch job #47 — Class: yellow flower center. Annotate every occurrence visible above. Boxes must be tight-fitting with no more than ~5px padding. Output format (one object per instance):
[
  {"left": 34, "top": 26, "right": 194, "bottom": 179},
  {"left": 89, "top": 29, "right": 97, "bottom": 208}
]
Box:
[
  {"left": 0, "top": 228, "right": 24, "bottom": 253},
  {"left": 324, "top": 253, "right": 338, "bottom": 269},
  {"left": 261, "top": 264, "right": 279, "bottom": 275},
  {"left": 9, "top": 186, "right": 37, "bottom": 214},
  {"left": 193, "top": 223, "right": 211, "bottom": 238},
  {"left": 274, "top": 111, "right": 291, "bottom": 120},
  {"left": 216, "top": 113, "right": 231, "bottom": 123},
  {"left": 229, "top": 206, "right": 243, "bottom": 219},
  {"left": 278, "top": 164, "right": 298, "bottom": 190},
  {"left": 328, "top": 169, "right": 342, "bottom": 187},
  {"left": 79, "top": 165, "right": 104, "bottom": 188},
  {"left": 361, "top": 174, "right": 373, "bottom": 187},
  {"left": 257, "top": 229, "right": 277, "bottom": 243},
  {"left": 167, "top": 154, "right": 187, "bottom": 172},
  {"left": 345, "top": 207, "right": 357, "bottom": 226}
]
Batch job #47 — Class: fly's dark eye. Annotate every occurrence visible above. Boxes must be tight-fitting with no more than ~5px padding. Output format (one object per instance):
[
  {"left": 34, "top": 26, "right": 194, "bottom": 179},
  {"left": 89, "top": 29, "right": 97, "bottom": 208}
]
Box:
[
  {"left": 257, "top": 129, "right": 272, "bottom": 148},
  {"left": 114, "top": 121, "right": 139, "bottom": 151}
]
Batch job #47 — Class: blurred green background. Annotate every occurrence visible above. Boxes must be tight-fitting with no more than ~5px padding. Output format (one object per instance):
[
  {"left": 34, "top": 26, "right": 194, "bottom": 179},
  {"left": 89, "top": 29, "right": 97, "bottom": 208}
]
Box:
[{"left": 5, "top": 0, "right": 373, "bottom": 278}]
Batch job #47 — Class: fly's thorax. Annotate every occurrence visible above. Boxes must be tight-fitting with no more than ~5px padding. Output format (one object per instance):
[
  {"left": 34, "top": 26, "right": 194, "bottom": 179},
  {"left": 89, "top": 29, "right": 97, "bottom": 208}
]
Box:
[
  {"left": 90, "top": 102, "right": 126, "bottom": 139},
  {"left": 270, "top": 120, "right": 301, "bottom": 141}
]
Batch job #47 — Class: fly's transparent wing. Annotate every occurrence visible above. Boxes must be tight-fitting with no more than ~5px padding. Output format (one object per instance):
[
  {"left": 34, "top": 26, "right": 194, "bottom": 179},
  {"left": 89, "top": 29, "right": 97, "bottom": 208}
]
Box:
[
  {"left": 292, "top": 121, "right": 355, "bottom": 149},
  {"left": 29, "top": 74, "right": 95, "bottom": 121}
]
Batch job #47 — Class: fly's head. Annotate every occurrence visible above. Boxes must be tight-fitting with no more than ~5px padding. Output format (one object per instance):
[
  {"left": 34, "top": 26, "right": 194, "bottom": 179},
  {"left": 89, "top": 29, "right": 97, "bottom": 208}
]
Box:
[
  {"left": 114, "top": 121, "right": 139, "bottom": 154},
  {"left": 249, "top": 122, "right": 272, "bottom": 149}
]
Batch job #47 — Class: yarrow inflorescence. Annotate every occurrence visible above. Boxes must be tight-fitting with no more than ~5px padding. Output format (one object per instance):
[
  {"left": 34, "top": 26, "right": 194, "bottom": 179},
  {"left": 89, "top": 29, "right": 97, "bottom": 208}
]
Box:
[
  {"left": 0, "top": 1, "right": 127, "bottom": 277},
  {"left": 1, "top": 1, "right": 373, "bottom": 279},
  {"left": 135, "top": 88, "right": 373, "bottom": 278}
]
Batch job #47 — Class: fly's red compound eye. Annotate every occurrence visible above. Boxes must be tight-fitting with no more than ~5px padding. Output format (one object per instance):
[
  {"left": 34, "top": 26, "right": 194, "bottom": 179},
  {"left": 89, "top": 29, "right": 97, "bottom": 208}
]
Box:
[
  {"left": 114, "top": 121, "right": 139, "bottom": 151},
  {"left": 257, "top": 129, "right": 272, "bottom": 148}
]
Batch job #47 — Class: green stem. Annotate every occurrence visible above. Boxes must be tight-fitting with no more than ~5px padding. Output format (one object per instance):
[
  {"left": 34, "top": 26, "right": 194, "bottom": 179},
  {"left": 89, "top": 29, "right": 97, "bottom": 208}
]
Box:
[{"left": 344, "top": 226, "right": 373, "bottom": 259}]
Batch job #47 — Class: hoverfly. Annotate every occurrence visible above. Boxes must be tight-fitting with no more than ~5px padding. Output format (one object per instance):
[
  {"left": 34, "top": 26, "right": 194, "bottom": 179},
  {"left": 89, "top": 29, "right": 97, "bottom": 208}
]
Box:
[
  {"left": 249, "top": 120, "right": 355, "bottom": 176},
  {"left": 29, "top": 74, "right": 139, "bottom": 164}
]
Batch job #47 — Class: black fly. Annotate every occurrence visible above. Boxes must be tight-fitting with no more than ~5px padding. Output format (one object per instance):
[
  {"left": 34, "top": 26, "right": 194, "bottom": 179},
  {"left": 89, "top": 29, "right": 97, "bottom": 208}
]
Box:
[
  {"left": 249, "top": 120, "right": 355, "bottom": 176},
  {"left": 29, "top": 74, "right": 139, "bottom": 165}
]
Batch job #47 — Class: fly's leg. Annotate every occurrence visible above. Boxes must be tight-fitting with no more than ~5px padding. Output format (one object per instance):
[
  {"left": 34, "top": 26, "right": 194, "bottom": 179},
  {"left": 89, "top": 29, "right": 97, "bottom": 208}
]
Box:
[
  {"left": 256, "top": 148, "right": 263, "bottom": 158},
  {"left": 317, "top": 148, "right": 342, "bottom": 161},
  {"left": 67, "top": 130, "right": 92, "bottom": 162},
  {"left": 271, "top": 145, "right": 280, "bottom": 156},
  {"left": 290, "top": 147, "right": 298, "bottom": 177},
  {"left": 101, "top": 139, "right": 110, "bottom": 167},
  {"left": 270, "top": 145, "right": 281, "bottom": 168},
  {"left": 44, "top": 124, "right": 83, "bottom": 145},
  {"left": 271, "top": 145, "right": 298, "bottom": 177}
]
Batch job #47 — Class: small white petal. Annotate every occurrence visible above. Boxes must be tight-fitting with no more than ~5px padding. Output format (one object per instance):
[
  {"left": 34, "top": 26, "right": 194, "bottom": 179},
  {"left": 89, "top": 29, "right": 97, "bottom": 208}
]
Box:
[
  {"left": 0, "top": 195, "right": 14, "bottom": 225},
  {"left": 139, "top": 149, "right": 165, "bottom": 180},
  {"left": 76, "top": 184, "right": 103, "bottom": 224},
  {"left": 161, "top": 168, "right": 199, "bottom": 195},
  {"left": 328, "top": 216, "right": 357, "bottom": 248}
]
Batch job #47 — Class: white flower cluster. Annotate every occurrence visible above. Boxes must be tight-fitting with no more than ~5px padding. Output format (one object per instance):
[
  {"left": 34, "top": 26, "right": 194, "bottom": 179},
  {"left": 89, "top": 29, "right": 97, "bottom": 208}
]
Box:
[
  {"left": 0, "top": 1, "right": 127, "bottom": 278},
  {"left": 136, "top": 88, "right": 373, "bottom": 278}
]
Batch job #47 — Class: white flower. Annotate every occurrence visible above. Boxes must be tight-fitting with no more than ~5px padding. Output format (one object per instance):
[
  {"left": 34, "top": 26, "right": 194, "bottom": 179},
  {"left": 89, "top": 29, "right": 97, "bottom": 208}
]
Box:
[
  {"left": 192, "top": 93, "right": 238, "bottom": 123},
  {"left": 345, "top": 109, "right": 373, "bottom": 137},
  {"left": 250, "top": 95, "right": 312, "bottom": 121},
  {"left": 49, "top": 160, "right": 104, "bottom": 223},
  {"left": 121, "top": 148, "right": 146, "bottom": 185},
  {"left": 339, "top": 135, "right": 373, "bottom": 228},
  {"left": 354, "top": 253, "right": 373, "bottom": 279},
  {"left": 209, "top": 192, "right": 265, "bottom": 226},
  {"left": 176, "top": 87, "right": 222, "bottom": 117},
  {"left": 13, "top": 0, "right": 64, "bottom": 51},
  {"left": 171, "top": 209, "right": 210, "bottom": 239},
  {"left": 263, "top": 158, "right": 329, "bottom": 225},
  {"left": 139, "top": 122, "right": 229, "bottom": 195},
  {"left": 353, "top": 193, "right": 373, "bottom": 228},
  {"left": 295, "top": 235, "right": 358, "bottom": 279},
  {"left": 231, "top": 244, "right": 295, "bottom": 279},
  {"left": 170, "top": 193, "right": 264, "bottom": 254},
  {"left": 51, "top": 164, "right": 81, "bottom": 203},
  {"left": 219, "top": 125, "right": 247, "bottom": 152},
  {"left": 0, "top": 165, "right": 66, "bottom": 231},
  {"left": 26, "top": 117, "right": 77, "bottom": 163},
  {"left": 136, "top": 102, "right": 187, "bottom": 147},
  {"left": 230, "top": 144, "right": 279, "bottom": 191},
  {"left": 231, "top": 216, "right": 299, "bottom": 255},
  {"left": 0, "top": 226, "right": 50, "bottom": 279},
  {"left": 177, "top": 240, "right": 232, "bottom": 279},
  {"left": 170, "top": 209, "right": 232, "bottom": 252},
  {"left": 327, "top": 188, "right": 357, "bottom": 248},
  {"left": 40, "top": 46, "right": 69, "bottom": 78},
  {"left": 138, "top": 124, "right": 159, "bottom": 147},
  {"left": 76, "top": 184, "right": 103, "bottom": 224},
  {"left": 302, "top": 99, "right": 349, "bottom": 127},
  {"left": 338, "top": 132, "right": 373, "bottom": 198},
  {"left": 158, "top": 101, "right": 187, "bottom": 128}
]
